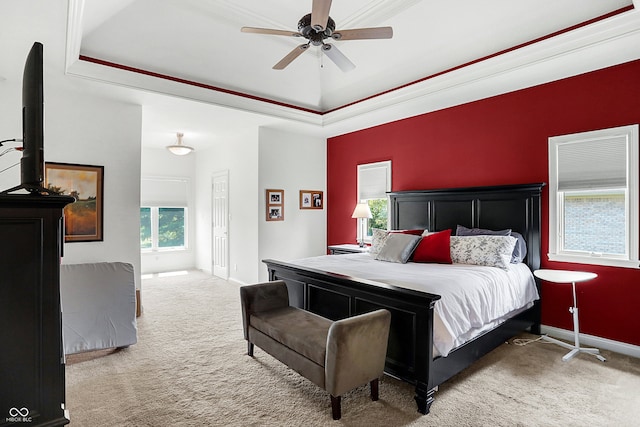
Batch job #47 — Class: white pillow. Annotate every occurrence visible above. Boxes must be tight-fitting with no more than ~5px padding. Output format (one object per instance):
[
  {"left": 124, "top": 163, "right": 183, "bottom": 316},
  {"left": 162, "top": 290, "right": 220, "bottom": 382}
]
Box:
[{"left": 450, "top": 235, "right": 517, "bottom": 270}]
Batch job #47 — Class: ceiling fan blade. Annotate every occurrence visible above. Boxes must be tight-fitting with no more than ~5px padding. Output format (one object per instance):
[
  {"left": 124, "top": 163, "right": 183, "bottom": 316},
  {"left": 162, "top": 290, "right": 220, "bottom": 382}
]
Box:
[
  {"left": 321, "top": 44, "right": 355, "bottom": 72},
  {"left": 273, "top": 44, "right": 309, "bottom": 70},
  {"left": 332, "top": 26, "right": 393, "bottom": 40},
  {"left": 241, "top": 27, "right": 302, "bottom": 37},
  {"left": 311, "top": 0, "right": 332, "bottom": 31}
]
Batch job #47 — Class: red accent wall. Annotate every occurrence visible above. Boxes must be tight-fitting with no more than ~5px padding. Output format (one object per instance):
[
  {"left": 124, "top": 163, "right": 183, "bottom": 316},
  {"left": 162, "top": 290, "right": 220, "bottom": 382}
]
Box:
[{"left": 327, "top": 59, "right": 640, "bottom": 347}]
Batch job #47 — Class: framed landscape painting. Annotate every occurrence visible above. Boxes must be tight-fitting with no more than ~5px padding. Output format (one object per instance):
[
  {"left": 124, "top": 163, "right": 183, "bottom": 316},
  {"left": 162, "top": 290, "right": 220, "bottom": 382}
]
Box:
[{"left": 45, "top": 162, "right": 104, "bottom": 242}]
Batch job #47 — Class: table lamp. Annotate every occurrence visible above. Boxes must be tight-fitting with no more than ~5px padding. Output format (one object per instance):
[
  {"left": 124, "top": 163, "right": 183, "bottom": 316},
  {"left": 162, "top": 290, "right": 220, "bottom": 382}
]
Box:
[{"left": 351, "top": 203, "right": 372, "bottom": 247}]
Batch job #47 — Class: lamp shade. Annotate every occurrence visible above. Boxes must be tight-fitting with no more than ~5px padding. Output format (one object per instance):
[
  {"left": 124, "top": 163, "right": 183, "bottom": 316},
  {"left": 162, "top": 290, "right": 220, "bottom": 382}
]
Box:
[
  {"left": 167, "top": 132, "right": 194, "bottom": 156},
  {"left": 351, "top": 202, "right": 372, "bottom": 219}
]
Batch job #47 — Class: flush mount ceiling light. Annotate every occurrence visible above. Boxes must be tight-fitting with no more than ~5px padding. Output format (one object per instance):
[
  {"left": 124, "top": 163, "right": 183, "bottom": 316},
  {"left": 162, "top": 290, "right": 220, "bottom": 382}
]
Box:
[{"left": 167, "top": 132, "right": 194, "bottom": 156}]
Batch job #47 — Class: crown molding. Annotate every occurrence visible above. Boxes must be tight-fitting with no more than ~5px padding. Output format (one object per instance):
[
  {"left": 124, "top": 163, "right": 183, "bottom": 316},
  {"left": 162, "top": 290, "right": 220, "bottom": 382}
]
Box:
[
  {"left": 322, "top": 6, "right": 640, "bottom": 131},
  {"left": 64, "top": 1, "right": 640, "bottom": 136},
  {"left": 65, "top": 0, "right": 84, "bottom": 71}
]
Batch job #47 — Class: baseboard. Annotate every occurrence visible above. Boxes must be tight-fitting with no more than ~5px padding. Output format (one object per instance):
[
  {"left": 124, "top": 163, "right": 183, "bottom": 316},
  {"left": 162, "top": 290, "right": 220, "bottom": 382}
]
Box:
[
  {"left": 228, "top": 277, "right": 247, "bottom": 286},
  {"left": 541, "top": 325, "right": 640, "bottom": 358}
]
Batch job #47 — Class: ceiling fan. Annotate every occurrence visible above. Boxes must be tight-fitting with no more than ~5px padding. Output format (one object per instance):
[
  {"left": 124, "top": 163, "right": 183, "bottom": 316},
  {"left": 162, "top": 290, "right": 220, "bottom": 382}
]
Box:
[{"left": 241, "top": 0, "right": 393, "bottom": 72}]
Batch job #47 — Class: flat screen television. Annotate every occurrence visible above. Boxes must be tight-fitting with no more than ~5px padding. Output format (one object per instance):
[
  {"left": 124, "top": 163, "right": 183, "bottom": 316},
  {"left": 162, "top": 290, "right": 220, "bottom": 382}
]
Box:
[
  {"left": 1, "top": 42, "right": 46, "bottom": 194},
  {"left": 21, "top": 41, "right": 45, "bottom": 191}
]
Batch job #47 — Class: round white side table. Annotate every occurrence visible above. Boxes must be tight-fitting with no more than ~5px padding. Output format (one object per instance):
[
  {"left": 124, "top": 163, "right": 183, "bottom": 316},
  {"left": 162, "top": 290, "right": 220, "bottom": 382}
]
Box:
[{"left": 533, "top": 269, "right": 606, "bottom": 362}]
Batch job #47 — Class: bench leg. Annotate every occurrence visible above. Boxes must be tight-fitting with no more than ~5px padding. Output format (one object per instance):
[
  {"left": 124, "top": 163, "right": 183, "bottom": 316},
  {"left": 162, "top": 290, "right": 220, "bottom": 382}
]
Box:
[
  {"left": 330, "top": 395, "right": 341, "bottom": 420},
  {"left": 247, "top": 342, "right": 254, "bottom": 357},
  {"left": 370, "top": 378, "right": 379, "bottom": 401}
]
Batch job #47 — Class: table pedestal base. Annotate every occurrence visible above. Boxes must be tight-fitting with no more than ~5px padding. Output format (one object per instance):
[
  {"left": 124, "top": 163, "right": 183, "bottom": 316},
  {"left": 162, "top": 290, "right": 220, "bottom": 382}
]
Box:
[
  {"left": 541, "top": 335, "right": 606, "bottom": 362},
  {"left": 533, "top": 270, "right": 606, "bottom": 363}
]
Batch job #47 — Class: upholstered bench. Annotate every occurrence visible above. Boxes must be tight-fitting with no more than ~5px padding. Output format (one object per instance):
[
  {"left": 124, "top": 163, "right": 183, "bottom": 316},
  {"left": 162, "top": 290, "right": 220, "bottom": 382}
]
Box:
[{"left": 240, "top": 280, "right": 391, "bottom": 420}]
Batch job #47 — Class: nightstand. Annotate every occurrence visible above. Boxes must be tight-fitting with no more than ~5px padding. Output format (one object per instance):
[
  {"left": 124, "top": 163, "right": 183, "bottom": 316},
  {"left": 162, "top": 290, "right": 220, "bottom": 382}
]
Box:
[
  {"left": 533, "top": 269, "right": 605, "bottom": 362},
  {"left": 328, "top": 244, "right": 370, "bottom": 255}
]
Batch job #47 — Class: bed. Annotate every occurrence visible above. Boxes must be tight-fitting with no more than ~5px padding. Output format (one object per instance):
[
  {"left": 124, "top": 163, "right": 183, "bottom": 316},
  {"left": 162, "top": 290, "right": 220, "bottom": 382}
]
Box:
[{"left": 263, "top": 183, "right": 544, "bottom": 414}]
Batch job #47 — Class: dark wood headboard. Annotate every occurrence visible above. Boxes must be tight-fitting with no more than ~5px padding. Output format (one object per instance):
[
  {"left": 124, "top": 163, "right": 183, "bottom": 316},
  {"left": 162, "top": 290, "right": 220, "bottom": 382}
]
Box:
[{"left": 388, "top": 183, "right": 545, "bottom": 271}]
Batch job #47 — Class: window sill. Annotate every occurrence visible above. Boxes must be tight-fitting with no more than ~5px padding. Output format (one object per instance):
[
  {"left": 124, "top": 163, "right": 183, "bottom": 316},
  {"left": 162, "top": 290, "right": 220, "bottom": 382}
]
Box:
[
  {"left": 142, "top": 248, "right": 189, "bottom": 254},
  {"left": 547, "top": 253, "right": 640, "bottom": 269}
]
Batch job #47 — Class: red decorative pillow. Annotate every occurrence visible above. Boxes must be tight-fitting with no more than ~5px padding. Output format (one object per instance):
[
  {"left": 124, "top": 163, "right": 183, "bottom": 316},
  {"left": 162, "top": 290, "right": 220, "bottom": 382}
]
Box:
[{"left": 412, "top": 229, "right": 452, "bottom": 264}]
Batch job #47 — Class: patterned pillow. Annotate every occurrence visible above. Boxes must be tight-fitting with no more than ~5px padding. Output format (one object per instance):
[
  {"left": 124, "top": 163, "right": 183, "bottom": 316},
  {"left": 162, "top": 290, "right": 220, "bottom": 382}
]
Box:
[
  {"left": 369, "top": 229, "right": 390, "bottom": 257},
  {"left": 450, "top": 235, "right": 517, "bottom": 270}
]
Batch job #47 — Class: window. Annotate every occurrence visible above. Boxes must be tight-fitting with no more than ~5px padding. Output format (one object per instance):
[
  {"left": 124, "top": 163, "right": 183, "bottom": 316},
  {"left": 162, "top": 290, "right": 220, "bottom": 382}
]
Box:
[
  {"left": 140, "top": 176, "right": 190, "bottom": 251},
  {"left": 548, "top": 124, "right": 639, "bottom": 268},
  {"left": 140, "top": 207, "right": 152, "bottom": 249},
  {"left": 140, "top": 207, "right": 187, "bottom": 250},
  {"left": 357, "top": 161, "right": 391, "bottom": 242}
]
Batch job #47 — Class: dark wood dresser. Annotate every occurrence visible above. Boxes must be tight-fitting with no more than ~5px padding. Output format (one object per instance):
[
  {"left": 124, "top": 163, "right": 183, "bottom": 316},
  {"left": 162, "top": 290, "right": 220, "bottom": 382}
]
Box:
[{"left": 0, "top": 193, "right": 74, "bottom": 427}]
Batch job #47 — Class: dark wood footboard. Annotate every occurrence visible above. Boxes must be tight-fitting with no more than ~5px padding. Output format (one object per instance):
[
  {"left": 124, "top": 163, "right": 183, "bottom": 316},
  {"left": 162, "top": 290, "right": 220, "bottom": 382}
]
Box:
[
  {"left": 263, "top": 258, "right": 439, "bottom": 413},
  {"left": 264, "top": 258, "right": 540, "bottom": 414}
]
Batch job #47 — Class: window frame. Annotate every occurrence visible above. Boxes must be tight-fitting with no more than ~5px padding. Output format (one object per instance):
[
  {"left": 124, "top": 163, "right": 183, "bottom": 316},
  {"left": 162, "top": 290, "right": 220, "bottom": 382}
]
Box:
[
  {"left": 140, "top": 205, "right": 189, "bottom": 252},
  {"left": 357, "top": 160, "right": 392, "bottom": 243},
  {"left": 548, "top": 124, "right": 639, "bottom": 268}
]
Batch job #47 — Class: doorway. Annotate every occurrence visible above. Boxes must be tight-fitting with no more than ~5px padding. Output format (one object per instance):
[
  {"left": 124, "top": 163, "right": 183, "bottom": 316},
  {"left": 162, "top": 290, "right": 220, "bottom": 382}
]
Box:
[{"left": 212, "top": 170, "right": 229, "bottom": 279}]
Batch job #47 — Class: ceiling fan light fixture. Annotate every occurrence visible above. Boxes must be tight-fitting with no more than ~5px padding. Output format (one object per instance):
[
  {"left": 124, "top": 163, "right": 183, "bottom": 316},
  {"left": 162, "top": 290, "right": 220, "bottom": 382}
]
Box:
[
  {"left": 167, "top": 132, "right": 194, "bottom": 156},
  {"left": 242, "top": 0, "right": 393, "bottom": 71},
  {"left": 298, "top": 13, "right": 335, "bottom": 39}
]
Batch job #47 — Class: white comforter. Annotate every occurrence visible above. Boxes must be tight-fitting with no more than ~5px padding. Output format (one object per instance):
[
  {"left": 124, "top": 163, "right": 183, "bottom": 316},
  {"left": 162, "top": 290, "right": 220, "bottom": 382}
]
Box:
[{"left": 288, "top": 254, "right": 539, "bottom": 357}]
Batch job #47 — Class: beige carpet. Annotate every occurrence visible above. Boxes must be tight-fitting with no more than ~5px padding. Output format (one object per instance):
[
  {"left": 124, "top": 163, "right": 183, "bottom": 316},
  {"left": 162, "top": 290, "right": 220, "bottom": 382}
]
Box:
[{"left": 66, "top": 270, "right": 640, "bottom": 426}]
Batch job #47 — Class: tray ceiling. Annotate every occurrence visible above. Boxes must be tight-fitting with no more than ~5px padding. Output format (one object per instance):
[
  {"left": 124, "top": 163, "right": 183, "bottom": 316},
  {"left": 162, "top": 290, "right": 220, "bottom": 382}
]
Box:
[{"left": 74, "top": 0, "right": 635, "bottom": 116}]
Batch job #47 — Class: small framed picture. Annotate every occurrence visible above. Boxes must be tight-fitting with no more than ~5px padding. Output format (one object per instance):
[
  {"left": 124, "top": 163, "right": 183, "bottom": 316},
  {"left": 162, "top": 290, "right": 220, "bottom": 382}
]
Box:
[
  {"left": 268, "top": 189, "right": 283, "bottom": 205},
  {"left": 299, "top": 191, "right": 312, "bottom": 208},
  {"left": 266, "top": 189, "right": 284, "bottom": 221},
  {"left": 267, "top": 206, "right": 283, "bottom": 221},
  {"left": 300, "top": 190, "right": 323, "bottom": 210}
]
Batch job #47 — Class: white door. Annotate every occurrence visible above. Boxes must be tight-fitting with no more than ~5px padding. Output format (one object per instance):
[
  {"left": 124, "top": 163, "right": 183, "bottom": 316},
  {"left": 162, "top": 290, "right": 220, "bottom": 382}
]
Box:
[{"left": 212, "top": 171, "right": 229, "bottom": 279}]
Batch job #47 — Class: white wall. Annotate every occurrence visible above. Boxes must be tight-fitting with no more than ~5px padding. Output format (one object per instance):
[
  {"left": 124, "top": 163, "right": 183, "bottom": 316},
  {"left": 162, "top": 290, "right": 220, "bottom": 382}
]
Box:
[
  {"left": 140, "top": 147, "right": 196, "bottom": 273},
  {"left": 257, "top": 127, "right": 326, "bottom": 282},
  {"left": 0, "top": 86, "right": 143, "bottom": 289},
  {"left": 1, "top": 0, "right": 143, "bottom": 289},
  {"left": 48, "top": 91, "right": 142, "bottom": 289},
  {"left": 195, "top": 129, "right": 260, "bottom": 284},
  {"left": 193, "top": 126, "right": 326, "bottom": 285},
  {"left": 0, "top": 84, "right": 21, "bottom": 189}
]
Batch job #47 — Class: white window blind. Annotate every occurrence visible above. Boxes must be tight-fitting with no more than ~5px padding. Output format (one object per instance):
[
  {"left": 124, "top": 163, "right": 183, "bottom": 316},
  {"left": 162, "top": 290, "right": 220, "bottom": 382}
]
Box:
[
  {"left": 557, "top": 135, "right": 628, "bottom": 191},
  {"left": 358, "top": 161, "right": 391, "bottom": 200},
  {"left": 141, "top": 177, "right": 189, "bottom": 206},
  {"left": 548, "top": 124, "right": 639, "bottom": 268}
]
